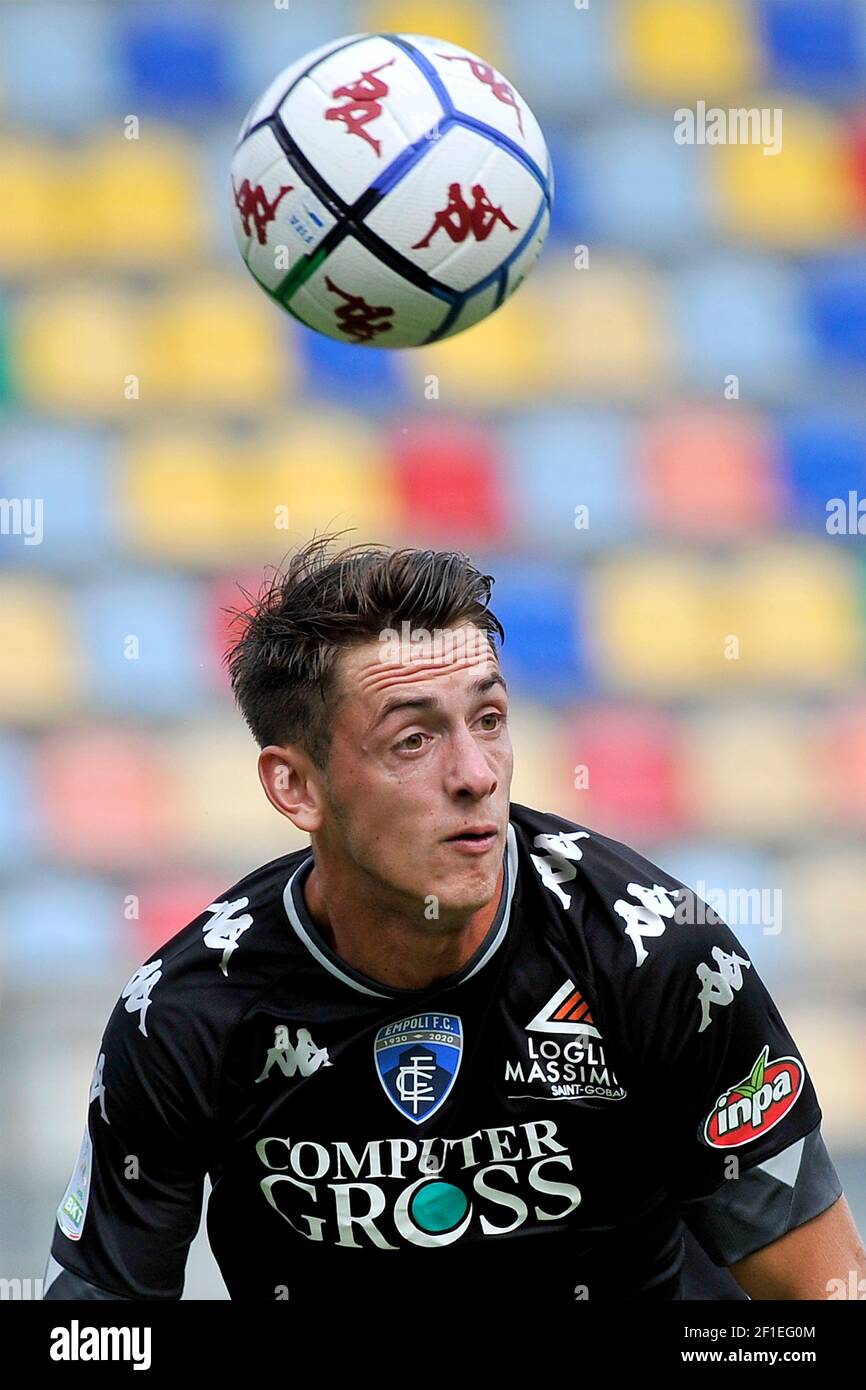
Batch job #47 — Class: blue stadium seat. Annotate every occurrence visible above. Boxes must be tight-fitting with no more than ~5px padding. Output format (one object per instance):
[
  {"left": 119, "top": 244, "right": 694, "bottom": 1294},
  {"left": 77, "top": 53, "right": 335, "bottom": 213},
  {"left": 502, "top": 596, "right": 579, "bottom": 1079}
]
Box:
[
  {"left": 1, "top": 875, "right": 123, "bottom": 979},
  {"left": 777, "top": 411, "right": 866, "bottom": 531},
  {"left": 543, "top": 129, "right": 588, "bottom": 246},
  {"left": 502, "top": 413, "right": 638, "bottom": 549},
  {"left": 117, "top": 6, "right": 231, "bottom": 114},
  {"left": 499, "top": 0, "right": 616, "bottom": 114},
  {"left": 757, "top": 0, "right": 864, "bottom": 92},
  {"left": 0, "top": 2, "right": 118, "bottom": 127},
  {"left": 0, "top": 425, "right": 112, "bottom": 568},
  {"left": 488, "top": 564, "right": 586, "bottom": 700},
  {"left": 75, "top": 576, "right": 210, "bottom": 715},
  {"left": 0, "top": 736, "right": 36, "bottom": 868},
  {"left": 671, "top": 257, "right": 808, "bottom": 393},
  {"left": 804, "top": 255, "right": 866, "bottom": 368},
  {"left": 577, "top": 116, "right": 705, "bottom": 250},
  {"left": 296, "top": 322, "right": 408, "bottom": 409}
]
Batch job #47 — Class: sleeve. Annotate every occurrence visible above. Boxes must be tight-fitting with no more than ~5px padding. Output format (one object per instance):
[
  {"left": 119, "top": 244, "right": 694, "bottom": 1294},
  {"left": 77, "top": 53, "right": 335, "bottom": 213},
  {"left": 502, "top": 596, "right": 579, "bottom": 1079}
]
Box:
[
  {"left": 45, "top": 957, "right": 210, "bottom": 1300},
  {"left": 603, "top": 872, "right": 843, "bottom": 1263}
]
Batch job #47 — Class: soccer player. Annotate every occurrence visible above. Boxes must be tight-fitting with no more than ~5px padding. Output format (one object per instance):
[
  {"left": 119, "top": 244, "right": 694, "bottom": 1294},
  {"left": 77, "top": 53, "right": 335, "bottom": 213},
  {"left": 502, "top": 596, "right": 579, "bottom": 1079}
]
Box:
[{"left": 43, "top": 539, "right": 865, "bottom": 1302}]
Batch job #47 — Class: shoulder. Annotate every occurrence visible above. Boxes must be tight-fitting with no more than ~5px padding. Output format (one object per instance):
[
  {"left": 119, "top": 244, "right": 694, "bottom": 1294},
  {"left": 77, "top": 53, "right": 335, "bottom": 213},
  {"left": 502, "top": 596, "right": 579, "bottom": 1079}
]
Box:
[
  {"left": 508, "top": 800, "right": 723, "bottom": 980},
  {"left": 508, "top": 803, "right": 776, "bottom": 1076},
  {"left": 105, "top": 845, "right": 313, "bottom": 1064},
  {"left": 509, "top": 799, "right": 685, "bottom": 915}
]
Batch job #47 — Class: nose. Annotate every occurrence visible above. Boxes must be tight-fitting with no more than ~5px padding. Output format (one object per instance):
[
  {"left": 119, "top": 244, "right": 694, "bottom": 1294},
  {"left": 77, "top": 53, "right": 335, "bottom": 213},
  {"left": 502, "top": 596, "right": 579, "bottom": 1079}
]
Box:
[{"left": 444, "top": 723, "right": 498, "bottom": 800}]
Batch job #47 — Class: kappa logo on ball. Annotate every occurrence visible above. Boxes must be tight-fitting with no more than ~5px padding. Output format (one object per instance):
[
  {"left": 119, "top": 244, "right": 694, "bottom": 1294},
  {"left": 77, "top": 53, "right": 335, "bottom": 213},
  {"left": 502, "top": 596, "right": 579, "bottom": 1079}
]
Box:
[
  {"left": 374, "top": 1014, "right": 462, "bottom": 1124},
  {"left": 703, "top": 1045, "right": 804, "bottom": 1149}
]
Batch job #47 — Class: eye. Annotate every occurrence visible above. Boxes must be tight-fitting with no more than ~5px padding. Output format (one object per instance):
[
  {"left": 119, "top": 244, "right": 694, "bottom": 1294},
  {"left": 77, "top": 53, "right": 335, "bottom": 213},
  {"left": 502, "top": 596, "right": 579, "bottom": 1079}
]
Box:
[
  {"left": 478, "top": 712, "right": 503, "bottom": 732},
  {"left": 395, "top": 731, "right": 427, "bottom": 752}
]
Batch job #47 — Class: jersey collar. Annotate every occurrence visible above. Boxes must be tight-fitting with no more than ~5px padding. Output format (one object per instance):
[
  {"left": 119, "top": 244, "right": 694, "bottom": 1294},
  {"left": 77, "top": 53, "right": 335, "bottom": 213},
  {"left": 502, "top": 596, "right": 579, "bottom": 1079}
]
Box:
[{"left": 282, "top": 821, "right": 519, "bottom": 998}]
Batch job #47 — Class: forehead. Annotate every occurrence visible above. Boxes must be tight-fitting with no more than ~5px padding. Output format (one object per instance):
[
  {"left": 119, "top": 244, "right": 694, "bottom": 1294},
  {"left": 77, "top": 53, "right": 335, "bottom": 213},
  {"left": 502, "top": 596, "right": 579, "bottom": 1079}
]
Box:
[{"left": 336, "top": 623, "right": 503, "bottom": 704}]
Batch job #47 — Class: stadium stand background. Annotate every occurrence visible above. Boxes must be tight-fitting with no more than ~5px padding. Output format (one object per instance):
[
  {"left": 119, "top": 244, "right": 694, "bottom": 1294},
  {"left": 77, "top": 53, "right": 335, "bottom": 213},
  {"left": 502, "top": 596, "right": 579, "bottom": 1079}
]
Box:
[{"left": 1, "top": 0, "right": 865, "bottom": 1298}]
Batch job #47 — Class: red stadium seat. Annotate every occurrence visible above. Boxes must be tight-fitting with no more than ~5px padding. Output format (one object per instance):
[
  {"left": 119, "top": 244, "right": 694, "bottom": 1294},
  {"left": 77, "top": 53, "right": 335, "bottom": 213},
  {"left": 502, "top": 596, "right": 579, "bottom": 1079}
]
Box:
[
  {"left": 639, "top": 408, "right": 782, "bottom": 534},
  {"left": 390, "top": 418, "right": 507, "bottom": 544},
  {"left": 844, "top": 110, "right": 866, "bottom": 222},
  {"left": 34, "top": 730, "right": 174, "bottom": 868},
  {"left": 819, "top": 704, "right": 866, "bottom": 824},
  {"left": 562, "top": 705, "right": 683, "bottom": 836}
]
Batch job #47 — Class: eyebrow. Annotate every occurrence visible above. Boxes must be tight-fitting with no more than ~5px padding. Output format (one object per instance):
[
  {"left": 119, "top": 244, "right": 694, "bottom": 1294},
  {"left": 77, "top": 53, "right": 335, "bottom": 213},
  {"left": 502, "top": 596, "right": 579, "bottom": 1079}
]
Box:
[{"left": 374, "top": 672, "right": 508, "bottom": 726}]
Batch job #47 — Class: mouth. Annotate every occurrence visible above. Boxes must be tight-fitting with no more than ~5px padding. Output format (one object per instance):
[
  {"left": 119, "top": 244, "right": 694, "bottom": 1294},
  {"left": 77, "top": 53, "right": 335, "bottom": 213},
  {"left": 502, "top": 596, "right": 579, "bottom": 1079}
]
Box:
[{"left": 443, "top": 826, "right": 499, "bottom": 854}]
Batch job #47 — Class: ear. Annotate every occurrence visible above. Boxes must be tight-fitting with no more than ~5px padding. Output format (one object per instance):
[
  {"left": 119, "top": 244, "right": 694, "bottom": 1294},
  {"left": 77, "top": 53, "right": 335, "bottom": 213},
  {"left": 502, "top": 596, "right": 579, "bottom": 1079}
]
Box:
[{"left": 258, "top": 745, "right": 324, "bottom": 834}]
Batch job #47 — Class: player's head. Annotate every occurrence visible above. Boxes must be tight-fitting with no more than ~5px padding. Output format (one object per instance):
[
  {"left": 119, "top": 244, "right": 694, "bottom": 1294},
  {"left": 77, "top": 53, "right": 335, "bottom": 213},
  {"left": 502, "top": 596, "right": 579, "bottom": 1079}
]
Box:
[{"left": 225, "top": 535, "right": 512, "bottom": 919}]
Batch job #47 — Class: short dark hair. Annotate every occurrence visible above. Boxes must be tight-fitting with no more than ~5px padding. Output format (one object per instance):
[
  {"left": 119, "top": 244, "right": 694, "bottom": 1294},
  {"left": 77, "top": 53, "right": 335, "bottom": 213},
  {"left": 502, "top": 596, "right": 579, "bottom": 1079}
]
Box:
[{"left": 223, "top": 535, "right": 505, "bottom": 768}]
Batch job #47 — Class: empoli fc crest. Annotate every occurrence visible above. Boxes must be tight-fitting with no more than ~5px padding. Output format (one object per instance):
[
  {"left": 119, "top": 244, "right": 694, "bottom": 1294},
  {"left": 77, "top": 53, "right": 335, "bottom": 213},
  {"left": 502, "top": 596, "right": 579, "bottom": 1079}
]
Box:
[{"left": 374, "top": 1014, "right": 463, "bottom": 1124}]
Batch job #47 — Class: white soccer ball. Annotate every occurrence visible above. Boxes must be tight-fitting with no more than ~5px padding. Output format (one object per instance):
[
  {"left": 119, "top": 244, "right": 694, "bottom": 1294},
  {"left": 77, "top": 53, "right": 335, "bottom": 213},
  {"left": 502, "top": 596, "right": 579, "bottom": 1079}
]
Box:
[{"left": 229, "top": 32, "right": 553, "bottom": 348}]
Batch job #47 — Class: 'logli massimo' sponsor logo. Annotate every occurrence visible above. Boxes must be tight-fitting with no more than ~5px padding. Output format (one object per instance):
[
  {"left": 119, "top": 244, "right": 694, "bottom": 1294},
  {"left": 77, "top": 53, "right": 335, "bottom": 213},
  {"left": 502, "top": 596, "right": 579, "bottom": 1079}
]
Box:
[{"left": 504, "top": 982, "right": 627, "bottom": 1102}]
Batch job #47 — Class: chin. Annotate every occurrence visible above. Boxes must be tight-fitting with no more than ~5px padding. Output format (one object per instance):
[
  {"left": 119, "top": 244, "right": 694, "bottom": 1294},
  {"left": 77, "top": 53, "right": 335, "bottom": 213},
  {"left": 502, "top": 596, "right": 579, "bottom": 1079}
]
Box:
[{"left": 429, "top": 863, "right": 500, "bottom": 917}]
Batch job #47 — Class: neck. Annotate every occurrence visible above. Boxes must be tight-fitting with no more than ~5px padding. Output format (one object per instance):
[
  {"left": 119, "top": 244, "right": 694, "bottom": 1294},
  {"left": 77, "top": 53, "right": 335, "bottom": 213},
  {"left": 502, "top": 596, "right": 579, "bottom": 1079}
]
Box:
[{"left": 302, "top": 858, "right": 506, "bottom": 990}]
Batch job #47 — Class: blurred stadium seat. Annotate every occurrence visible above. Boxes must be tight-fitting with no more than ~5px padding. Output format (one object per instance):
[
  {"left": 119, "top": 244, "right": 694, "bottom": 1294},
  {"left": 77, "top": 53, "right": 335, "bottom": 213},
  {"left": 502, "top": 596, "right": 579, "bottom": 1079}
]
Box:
[
  {"left": 713, "top": 104, "right": 862, "bottom": 246},
  {"left": 757, "top": 0, "right": 865, "bottom": 94},
  {"left": 391, "top": 418, "right": 506, "bottom": 544},
  {"left": 638, "top": 408, "right": 781, "bottom": 535},
  {"left": 678, "top": 708, "right": 820, "bottom": 836},
  {"left": 33, "top": 729, "right": 176, "bottom": 868},
  {"left": 562, "top": 705, "right": 683, "bottom": 836},
  {"left": 75, "top": 575, "right": 211, "bottom": 715},
  {"left": 491, "top": 564, "right": 587, "bottom": 701},
  {"left": 502, "top": 412, "right": 638, "bottom": 550},
  {"left": 618, "top": 0, "right": 759, "bottom": 99},
  {"left": 0, "top": 579, "right": 79, "bottom": 721}
]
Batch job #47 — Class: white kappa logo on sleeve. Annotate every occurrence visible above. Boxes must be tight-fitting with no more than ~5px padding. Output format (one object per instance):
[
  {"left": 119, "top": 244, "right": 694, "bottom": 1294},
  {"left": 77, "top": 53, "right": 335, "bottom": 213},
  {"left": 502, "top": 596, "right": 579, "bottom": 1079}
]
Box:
[
  {"left": 202, "top": 897, "right": 254, "bottom": 976},
  {"left": 121, "top": 959, "right": 162, "bottom": 1037},
  {"left": 529, "top": 830, "right": 590, "bottom": 908}
]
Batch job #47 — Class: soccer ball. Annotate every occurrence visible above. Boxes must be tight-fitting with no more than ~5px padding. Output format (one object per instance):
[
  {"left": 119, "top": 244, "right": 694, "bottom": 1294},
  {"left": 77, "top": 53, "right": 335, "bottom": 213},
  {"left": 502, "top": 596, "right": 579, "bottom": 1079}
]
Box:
[{"left": 229, "top": 32, "right": 553, "bottom": 348}]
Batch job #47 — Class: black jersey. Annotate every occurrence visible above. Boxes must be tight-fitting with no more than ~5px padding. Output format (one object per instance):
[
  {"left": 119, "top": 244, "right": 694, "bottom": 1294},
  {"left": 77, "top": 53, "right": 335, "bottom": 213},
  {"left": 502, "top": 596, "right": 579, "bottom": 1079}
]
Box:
[{"left": 46, "top": 802, "right": 841, "bottom": 1303}]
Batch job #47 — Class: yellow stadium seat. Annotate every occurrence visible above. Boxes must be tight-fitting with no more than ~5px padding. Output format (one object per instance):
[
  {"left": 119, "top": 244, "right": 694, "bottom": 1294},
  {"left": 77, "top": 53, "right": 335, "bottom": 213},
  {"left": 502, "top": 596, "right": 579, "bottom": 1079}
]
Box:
[
  {"left": 120, "top": 430, "right": 237, "bottom": 563},
  {"left": 256, "top": 415, "right": 399, "bottom": 540},
  {"left": 141, "top": 276, "right": 289, "bottom": 409},
  {"left": 0, "top": 580, "right": 78, "bottom": 721},
  {"left": 70, "top": 127, "right": 204, "bottom": 265},
  {"left": 167, "top": 718, "right": 309, "bottom": 860},
  {"left": 364, "top": 2, "right": 501, "bottom": 64},
  {"left": 120, "top": 413, "right": 397, "bottom": 564},
  {"left": 13, "top": 285, "right": 140, "bottom": 415},
  {"left": 0, "top": 140, "right": 63, "bottom": 269},
  {"left": 591, "top": 555, "right": 718, "bottom": 691},
  {"left": 713, "top": 102, "right": 860, "bottom": 246},
  {"left": 547, "top": 262, "right": 673, "bottom": 398},
  {"left": 407, "top": 283, "right": 552, "bottom": 405},
  {"left": 680, "top": 708, "right": 818, "bottom": 836},
  {"left": 618, "top": 0, "right": 758, "bottom": 99},
  {"left": 730, "top": 545, "right": 861, "bottom": 683}
]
